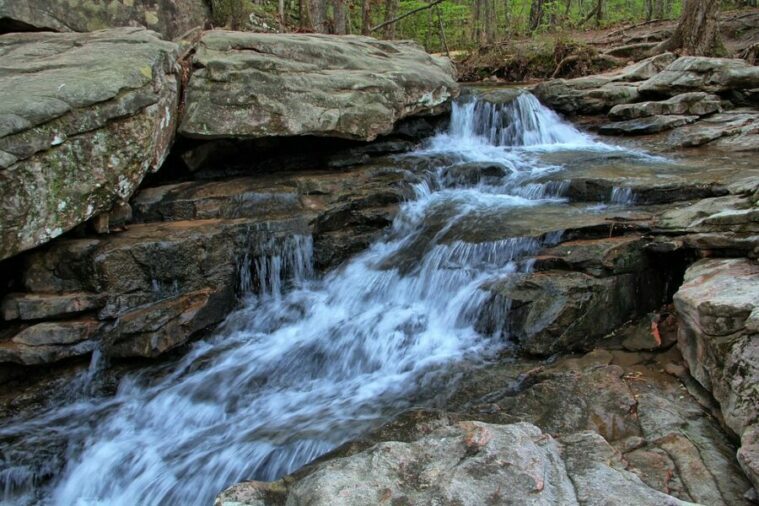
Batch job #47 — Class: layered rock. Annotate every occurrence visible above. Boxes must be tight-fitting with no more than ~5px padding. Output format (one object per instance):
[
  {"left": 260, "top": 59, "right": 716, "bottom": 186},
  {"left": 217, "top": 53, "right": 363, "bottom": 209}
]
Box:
[
  {"left": 216, "top": 421, "right": 691, "bottom": 506},
  {"left": 608, "top": 92, "right": 722, "bottom": 120},
  {"left": 0, "top": 157, "right": 422, "bottom": 365},
  {"left": 477, "top": 235, "right": 668, "bottom": 355},
  {"left": 639, "top": 56, "right": 759, "bottom": 96},
  {"left": 674, "top": 258, "right": 759, "bottom": 490},
  {"left": 0, "top": 28, "right": 179, "bottom": 261},
  {"left": 599, "top": 114, "right": 698, "bottom": 135},
  {"left": 532, "top": 53, "right": 675, "bottom": 115},
  {"left": 0, "top": 0, "right": 210, "bottom": 40},
  {"left": 217, "top": 344, "right": 752, "bottom": 505},
  {"left": 179, "top": 32, "right": 458, "bottom": 141}
]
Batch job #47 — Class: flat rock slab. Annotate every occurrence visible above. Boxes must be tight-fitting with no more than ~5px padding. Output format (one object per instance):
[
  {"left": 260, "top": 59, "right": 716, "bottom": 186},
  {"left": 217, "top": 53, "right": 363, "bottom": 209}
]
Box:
[
  {"left": 639, "top": 56, "right": 759, "bottom": 96},
  {"left": 666, "top": 109, "right": 759, "bottom": 151},
  {"left": 0, "top": 28, "right": 179, "bottom": 261},
  {"left": 179, "top": 32, "right": 458, "bottom": 141},
  {"left": 0, "top": 0, "right": 210, "bottom": 40},
  {"left": 533, "top": 150, "right": 759, "bottom": 205},
  {"left": 608, "top": 92, "right": 722, "bottom": 120},
  {"left": 599, "top": 115, "right": 698, "bottom": 135},
  {"left": 216, "top": 420, "right": 691, "bottom": 506}
]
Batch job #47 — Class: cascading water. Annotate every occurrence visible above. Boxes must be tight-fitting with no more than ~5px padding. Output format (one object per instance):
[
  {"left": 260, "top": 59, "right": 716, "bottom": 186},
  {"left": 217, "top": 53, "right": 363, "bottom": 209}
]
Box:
[{"left": 0, "top": 92, "right": 628, "bottom": 506}]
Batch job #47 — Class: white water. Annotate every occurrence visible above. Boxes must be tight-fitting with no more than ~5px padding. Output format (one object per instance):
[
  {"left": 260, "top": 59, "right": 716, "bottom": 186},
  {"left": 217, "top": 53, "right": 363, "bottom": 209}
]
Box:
[{"left": 1, "top": 92, "right": 624, "bottom": 506}]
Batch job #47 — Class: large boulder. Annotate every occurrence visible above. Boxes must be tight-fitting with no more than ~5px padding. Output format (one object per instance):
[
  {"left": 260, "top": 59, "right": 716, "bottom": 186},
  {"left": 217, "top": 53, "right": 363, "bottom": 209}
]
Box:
[
  {"left": 215, "top": 421, "right": 692, "bottom": 506},
  {"left": 0, "top": 28, "right": 179, "bottom": 261},
  {"left": 674, "top": 258, "right": 759, "bottom": 490},
  {"left": 179, "top": 32, "right": 458, "bottom": 141},
  {"left": 640, "top": 56, "right": 759, "bottom": 97},
  {"left": 0, "top": 0, "right": 210, "bottom": 40}
]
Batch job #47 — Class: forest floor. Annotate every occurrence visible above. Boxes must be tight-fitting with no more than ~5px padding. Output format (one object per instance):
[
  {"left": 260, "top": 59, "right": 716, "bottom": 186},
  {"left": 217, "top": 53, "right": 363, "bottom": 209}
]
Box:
[{"left": 455, "top": 8, "right": 759, "bottom": 82}]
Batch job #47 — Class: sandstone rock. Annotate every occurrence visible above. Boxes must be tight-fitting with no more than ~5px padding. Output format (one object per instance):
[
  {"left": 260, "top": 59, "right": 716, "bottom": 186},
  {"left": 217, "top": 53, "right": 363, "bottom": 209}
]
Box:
[
  {"left": 215, "top": 421, "right": 691, "bottom": 506},
  {"left": 608, "top": 92, "right": 722, "bottom": 120},
  {"left": 599, "top": 115, "right": 698, "bottom": 135},
  {"left": 105, "top": 288, "right": 227, "bottom": 358},
  {"left": 666, "top": 109, "right": 759, "bottom": 150},
  {"left": 0, "top": 0, "right": 210, "bottom": 40},
  {"left": 534, "top": 77, "right": 640, "bottom": 115},
  {"left": 639, "top": 56, "right": 759, "bottom": 96},
  {"left": 0, "top": 319, "right": 101, "bottom": 365},
  {"left": 478, "top": 251, "right": 666, "bottom": 355},
  {"left": 0, "top": 28, "right": 179, "bottom": 261},
  {"left": 12, "top": 216, "right": 310, "bottom": 362},
  {"left": 1, "top": 292, "right": 105, "bottom": 321},
  {"left": 530, "top": 55, "right": 674, "bottom": 116},
  {"left": 448, "top": 346, "right": 752, "bottom": 504},
  {"left": 179, "top": 32, "right": 458, "bottom": 142},
  {"left": 654, "top": 194, "right": 757, "bottom": 233},
  {"left": 674, "top": 258, "right": 759, "bottom": 489}
]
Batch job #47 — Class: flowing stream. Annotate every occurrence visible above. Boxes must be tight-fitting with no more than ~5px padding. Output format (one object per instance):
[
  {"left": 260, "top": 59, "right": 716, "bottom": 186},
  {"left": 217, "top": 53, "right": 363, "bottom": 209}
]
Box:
[{"left": 1, "top": 91, "right": 640, "bottom": 505}]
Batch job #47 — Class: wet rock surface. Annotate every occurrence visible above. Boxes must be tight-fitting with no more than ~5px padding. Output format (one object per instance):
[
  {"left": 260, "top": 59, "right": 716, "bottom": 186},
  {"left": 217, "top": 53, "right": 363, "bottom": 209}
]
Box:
[
  {"left": 674, "top": 258, "right": 759, "bottom": 490},
  {"left": 0, "top": 28, "right": 179, "bottom": 261},
  {"left": 218, "top": 343, "right": 752, "bottom": 505},
  {"left": 179, "top": 32, "right": 458, "bottom": 141},
  {"left": 539, "top": 55, "right": 759, "bottom": 152}
]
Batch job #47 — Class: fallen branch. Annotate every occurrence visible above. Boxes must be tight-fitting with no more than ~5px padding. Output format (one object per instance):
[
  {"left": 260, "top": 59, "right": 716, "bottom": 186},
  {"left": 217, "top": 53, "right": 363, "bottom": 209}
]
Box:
[{"left": 370, "top": 0, "right": 445, "bottom": 33}]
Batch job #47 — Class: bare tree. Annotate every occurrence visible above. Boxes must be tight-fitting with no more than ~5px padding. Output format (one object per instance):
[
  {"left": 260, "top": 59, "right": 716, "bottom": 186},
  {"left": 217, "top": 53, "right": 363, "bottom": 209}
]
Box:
[{"left": 655, "top": 0, "right": 720, "bottom": 55}]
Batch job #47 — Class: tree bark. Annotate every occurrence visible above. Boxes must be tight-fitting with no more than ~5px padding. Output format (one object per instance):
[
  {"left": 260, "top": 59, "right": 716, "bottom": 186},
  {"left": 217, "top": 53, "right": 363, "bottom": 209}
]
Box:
[
  {"left": 529, "top": 0, "right": 544, "bottom": 31},
  {"left": 333, "top": 0, "right": 347, "bottom": 33},
  {"left": 485, "top": 0, "right": 497, "bottom": 44},
  {"left": 383, "top": 0, "right": 399, "bottom": 38},
  {"left": 361, "top": 0, "right": 372, "bottom": 34},
  {"left": 655, "top": 0, "right": 720, "bottom": 55}
]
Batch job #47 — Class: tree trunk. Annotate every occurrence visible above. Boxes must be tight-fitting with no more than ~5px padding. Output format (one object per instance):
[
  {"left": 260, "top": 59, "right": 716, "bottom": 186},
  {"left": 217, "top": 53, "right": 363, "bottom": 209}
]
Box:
[
  {"left": 300, "top": 0, "right": 312, "bottom": 29},
  {"left": 309, "top": 0, "right": 327, "bottom": 31},
  {"left": 472, "top": 0, "right": 483, "bottom": 44},
  {"left": 383, "top": 0, "right": 399, "bottom": 38},
  {"left": 361, "top": 0, "right": 372, "bottom": 34},
  {"left": 529, "top": 0, "right": 543, "bottom": 31},
  {"left": 656, "top": 0, "right": 720, "bottom": 55},
  {"left": 333, "top": 0, "right": 347, "bottom": 33},
  {"left": 485, "top": 0, "right": 497, "bottom": 44}
]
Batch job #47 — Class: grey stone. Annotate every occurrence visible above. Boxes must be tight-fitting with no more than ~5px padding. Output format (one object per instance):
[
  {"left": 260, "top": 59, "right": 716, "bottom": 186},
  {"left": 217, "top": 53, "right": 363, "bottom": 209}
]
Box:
[
  {"left": 674, "top": 258, "right": 759, "bottom": 490},
  {"left": 640, "top": 56, "right": 759, "bottom": 96},
  {"left": 608, "top": 92, "right": 722, "bottom": 120},
  {"left": 0, "top": 28, "right": 179, "bottom": 261},
  {"left": 599, "top": 115, "right": 698, "bottom": 135},
  {"left": 0, "top": 0, "right": 210, "bottom": 40},
  {"left": 179, "top": 32, "right": 458, "bottom": 142}
]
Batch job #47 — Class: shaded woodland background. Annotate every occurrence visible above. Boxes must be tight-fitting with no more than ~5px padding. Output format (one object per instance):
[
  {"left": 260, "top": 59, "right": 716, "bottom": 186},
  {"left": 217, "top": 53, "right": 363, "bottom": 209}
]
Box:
[{"left": 209, "top": 0, "right": 756, "bottom": 53}]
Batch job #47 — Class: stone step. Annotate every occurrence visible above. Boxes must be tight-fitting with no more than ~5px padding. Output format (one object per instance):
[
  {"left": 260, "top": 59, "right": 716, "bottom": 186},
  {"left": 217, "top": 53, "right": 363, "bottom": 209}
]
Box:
[
  {"left": 0, "top": 318, "right": 101, "bottom": 366},
  {"left": 2, "top": 292, "right": 105, "bottom": 321}
]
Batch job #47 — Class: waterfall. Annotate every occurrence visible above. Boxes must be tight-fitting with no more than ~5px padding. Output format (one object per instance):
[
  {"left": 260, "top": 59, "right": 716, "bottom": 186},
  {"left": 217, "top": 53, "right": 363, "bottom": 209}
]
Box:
[
  {"left": 0, "top": 92, "right": 625, "bottom": 506},
  {"left": 445, "top": 92, "right": 595, "bottom": 147}
]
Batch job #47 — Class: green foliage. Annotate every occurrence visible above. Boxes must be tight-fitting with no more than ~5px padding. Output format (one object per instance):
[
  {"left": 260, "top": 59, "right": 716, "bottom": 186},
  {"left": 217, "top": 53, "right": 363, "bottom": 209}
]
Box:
[{"left": 211, "top": 0, "right": 690, "bottom": 52}]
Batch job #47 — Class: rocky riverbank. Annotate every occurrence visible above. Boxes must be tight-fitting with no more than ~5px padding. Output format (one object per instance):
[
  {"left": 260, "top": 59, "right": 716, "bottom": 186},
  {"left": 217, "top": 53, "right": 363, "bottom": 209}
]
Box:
[{"left": 0, "top": 17, "right": 756, "bottom": 506}]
